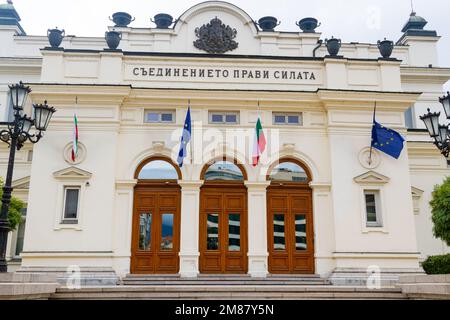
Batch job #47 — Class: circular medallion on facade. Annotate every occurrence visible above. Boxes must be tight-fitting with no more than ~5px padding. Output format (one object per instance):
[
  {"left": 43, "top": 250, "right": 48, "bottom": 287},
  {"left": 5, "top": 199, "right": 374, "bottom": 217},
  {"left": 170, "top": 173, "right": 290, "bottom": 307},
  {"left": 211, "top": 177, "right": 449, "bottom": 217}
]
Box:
[
  {"left": 358, "top": 147, "right": 381, "bottom": 169},
  {"left": 63, "top": 141, "right": 87, "bottom": 165}
]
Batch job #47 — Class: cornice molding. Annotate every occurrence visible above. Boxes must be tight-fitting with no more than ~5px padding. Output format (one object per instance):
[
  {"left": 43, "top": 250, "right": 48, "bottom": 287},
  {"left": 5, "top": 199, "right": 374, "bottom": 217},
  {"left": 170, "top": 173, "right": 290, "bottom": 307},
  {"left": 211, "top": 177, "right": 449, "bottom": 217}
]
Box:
[{"left": 400, "top": 66, "right": 450, "bottom": 84}]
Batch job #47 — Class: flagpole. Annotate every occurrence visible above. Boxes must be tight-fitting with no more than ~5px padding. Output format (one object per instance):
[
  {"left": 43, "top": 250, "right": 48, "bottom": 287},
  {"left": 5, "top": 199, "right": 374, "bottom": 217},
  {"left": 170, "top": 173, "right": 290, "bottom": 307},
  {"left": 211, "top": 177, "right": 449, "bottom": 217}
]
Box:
[
  {"left": 189, "top": 99, "right": 193, "bottom": 165},
  {"left": 257, "top": 100, "right": 260, "bottom": 114},
  {"left": 368, "top": 101, "right": 377, "bottom": 165}
]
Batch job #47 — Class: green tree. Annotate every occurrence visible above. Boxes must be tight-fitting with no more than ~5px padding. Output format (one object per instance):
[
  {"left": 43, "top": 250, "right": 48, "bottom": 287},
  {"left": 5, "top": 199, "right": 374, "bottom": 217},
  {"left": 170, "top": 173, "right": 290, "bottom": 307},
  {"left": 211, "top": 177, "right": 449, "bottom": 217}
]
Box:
[
  {"left": 430, "top": 176, "right": 450, "bottom": 246},
  {"left": 0, "top": 178, "right": 25, "bottom": 231}
]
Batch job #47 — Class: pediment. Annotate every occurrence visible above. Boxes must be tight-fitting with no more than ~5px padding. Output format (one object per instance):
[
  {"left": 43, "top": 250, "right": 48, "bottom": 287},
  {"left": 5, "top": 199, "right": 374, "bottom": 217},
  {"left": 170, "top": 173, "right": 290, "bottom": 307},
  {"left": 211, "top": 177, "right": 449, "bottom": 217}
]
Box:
[
  {"left": 353, "top": 171, "right": 390, "bottom": 185},
  {"left": 12, "top": 176, "right": 30, "bottom": 189},
  {"left": 53, "top": 166, "right": 92, "bottom": 180},
  {"left": 411, "top": 187, "right": 424, "bottom": 197}
]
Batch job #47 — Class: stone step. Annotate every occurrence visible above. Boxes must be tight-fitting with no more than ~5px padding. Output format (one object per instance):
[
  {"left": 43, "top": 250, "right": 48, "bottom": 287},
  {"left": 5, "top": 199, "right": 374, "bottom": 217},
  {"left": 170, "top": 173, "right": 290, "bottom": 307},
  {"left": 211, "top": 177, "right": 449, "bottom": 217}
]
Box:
[
  {"left": 122, "top": 281, "right": 330, "bottom": 286},
  {"left": 51, "top": 286, "right": 407, "bottom": 300},
  {"left": 122, "top": 274, "right": 329, "bottom": 285},
  {"left": 124, "top": 274, "right": 323, "bottom": 278},
  {"left": 122, "top": 277, "right": 328, "bottom": 281}
]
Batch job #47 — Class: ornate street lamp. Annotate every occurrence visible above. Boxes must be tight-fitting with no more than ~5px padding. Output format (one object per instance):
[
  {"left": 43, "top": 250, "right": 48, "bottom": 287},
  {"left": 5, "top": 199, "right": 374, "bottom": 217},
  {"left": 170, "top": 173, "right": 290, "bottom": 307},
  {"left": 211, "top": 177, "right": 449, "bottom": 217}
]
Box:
[
  {"left": 420, "top": 92, "right": 450, "bottom": 158},
  {"left": 0, "top": 82, "right": 56, "bottom": 273}
]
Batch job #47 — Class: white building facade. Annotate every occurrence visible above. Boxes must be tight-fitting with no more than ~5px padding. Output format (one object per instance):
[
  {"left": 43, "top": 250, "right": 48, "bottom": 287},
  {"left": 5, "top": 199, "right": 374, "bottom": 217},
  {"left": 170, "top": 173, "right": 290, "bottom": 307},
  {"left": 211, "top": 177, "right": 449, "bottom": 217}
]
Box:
[{"left": 0, "top": 1, "right": 449, "bottom": 283}]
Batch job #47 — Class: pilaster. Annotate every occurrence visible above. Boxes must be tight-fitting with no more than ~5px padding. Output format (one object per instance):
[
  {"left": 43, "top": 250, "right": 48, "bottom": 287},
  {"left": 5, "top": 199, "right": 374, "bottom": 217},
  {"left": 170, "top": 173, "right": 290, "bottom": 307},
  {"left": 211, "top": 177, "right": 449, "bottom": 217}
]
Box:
[
  {"left": 113, "top": 179, "right": 137, "bottom": 277},
  {"left": 245, "top": 181, "right": 271, "bottom": 278},
  {"left": 309, "top": 182, "right": 336, "bottom": 276},
  {"left": 178, "top": 180, "right": 203, "bottom": 278},
  {"left": 324, "top": 57, "right": 348, "bottom": 90}
]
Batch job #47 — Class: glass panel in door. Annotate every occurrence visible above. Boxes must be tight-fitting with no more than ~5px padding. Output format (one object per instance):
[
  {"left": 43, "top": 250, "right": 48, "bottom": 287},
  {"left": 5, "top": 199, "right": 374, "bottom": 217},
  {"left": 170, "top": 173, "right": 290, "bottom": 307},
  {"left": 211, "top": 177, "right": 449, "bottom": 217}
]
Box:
[
  {"left": 139, "top": 213, "right": 152, "bottom": 251},
  {"left": 207, "top": 214, "right": 219, "bottom": 250},
  {"left": 295, "top": 214, "right": 307, "bottom": 251},
  {"left": 228, "top": 214, "right": 241, "bottom": 251},
  {"left": 273, "top": 214, "right": 286, "bottom": 250},
  {"left": 161, "top": 213, "right": 174, "bottom": 250}
]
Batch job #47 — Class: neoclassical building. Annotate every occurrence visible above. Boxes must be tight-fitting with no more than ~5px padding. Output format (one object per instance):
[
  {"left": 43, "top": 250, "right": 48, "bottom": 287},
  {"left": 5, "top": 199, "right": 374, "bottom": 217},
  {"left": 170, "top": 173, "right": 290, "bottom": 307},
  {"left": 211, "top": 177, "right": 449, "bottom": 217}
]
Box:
[{"left": 0, "top": 1, "right": 449, "bottom": 284}]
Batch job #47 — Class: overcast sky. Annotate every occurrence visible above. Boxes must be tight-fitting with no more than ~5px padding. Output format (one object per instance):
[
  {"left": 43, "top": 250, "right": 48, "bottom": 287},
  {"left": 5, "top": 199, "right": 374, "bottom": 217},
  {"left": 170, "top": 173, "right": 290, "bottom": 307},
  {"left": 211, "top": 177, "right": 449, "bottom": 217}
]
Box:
[{"left": 11, "top": 0, "right": 450, "bottom": 89}]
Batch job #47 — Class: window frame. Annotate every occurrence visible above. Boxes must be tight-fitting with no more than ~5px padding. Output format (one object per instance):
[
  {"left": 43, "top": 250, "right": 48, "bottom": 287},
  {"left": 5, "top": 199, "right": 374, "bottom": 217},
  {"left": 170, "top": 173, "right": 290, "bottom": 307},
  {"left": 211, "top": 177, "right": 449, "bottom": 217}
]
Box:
[
  {"left": 272, "top": 112, "right": 303, "bottom": 126},
  {"left": 208, "top": 111, "right": 240, "bottom": 125},
  {"left": 353, "top": 171, "right": 390, "bottom": 234},
  {"left": 364, "top": 190, "right": 383, "bottom": 228},
  {"left": 144, "top": 110, "right": 176, "bottom": 124},
  {"left": 62, "top": 186, "right": 81, "bottom": 224},
  {"left": 53, "top": 167, "right": 91, "bottom": 231}
]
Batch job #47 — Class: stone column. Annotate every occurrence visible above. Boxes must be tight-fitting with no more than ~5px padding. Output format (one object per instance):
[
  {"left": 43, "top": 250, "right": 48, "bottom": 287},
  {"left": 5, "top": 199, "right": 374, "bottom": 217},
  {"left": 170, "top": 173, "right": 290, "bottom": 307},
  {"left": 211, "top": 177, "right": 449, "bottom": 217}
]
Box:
[
  {"left": 178, "top": 180, "right": 203, "bottom": 278},
  {"left": 245, "top": 181, "right": 271, "bottom": 278}
]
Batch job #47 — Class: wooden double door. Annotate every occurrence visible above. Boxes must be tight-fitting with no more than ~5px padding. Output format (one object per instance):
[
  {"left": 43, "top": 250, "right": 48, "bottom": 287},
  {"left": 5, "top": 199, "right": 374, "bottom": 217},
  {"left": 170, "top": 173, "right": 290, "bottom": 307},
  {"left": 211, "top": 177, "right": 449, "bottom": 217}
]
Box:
[
  {"left": 131, "top": 184, "right": 180, "bottom": 274},
  {"left": 199, "top": 185, "right": 248, "bottom": 274},
  {"left": 267, "top": 186, "right": 315, "bottom": 274}
]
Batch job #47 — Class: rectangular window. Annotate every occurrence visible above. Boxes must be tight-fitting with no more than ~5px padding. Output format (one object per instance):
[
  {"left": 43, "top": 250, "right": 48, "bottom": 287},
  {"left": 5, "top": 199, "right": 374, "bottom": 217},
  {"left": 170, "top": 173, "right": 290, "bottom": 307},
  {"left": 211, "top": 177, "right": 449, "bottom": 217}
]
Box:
[
  {"left": 14, "top": 208, "right": 27, "bottom": 257},
  {"left": 364, "top": 190, "right": 382, "bottom": 227},
  {"left": 404, "top": 107, "right": 414, "bottom": 129},
  {"left": 6, "top": 92, "right": 14, "bottom": 122},
  {"left": 273, "top": 113, "right": 303, "bottom": 126},
  {"left": 209, "top": 112, "right": 239, "bottom": 124},
  {"left": 27, "top": 150, "right": 33, "bottom": 162},
  {"left": 144, "top": 110, "right": 175, "bottom": 123},
  {"left": 63, "top": 187, "right": 80, "bottom": 223}
]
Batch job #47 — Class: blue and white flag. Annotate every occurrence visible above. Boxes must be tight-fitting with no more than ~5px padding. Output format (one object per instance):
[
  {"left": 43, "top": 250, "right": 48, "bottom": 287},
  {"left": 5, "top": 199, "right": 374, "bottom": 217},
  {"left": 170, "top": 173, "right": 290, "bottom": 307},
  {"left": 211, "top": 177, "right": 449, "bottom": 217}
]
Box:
[
  {"left": 177, "top": 107, "right": 192, "bottom": 167},
  {"left": 371, "top": 121, "right": 405, "bottom": 159}
]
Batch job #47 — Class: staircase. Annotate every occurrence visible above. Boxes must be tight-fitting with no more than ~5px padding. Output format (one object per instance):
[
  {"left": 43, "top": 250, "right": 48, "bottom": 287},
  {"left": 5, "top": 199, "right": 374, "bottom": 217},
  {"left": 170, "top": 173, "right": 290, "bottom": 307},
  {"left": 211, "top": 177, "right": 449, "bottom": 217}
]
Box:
[
  {"left": 121, "top": 274, "right": 331, "bottom": 286},
  {"left": 50, "top": 274, "right": 408, "bottom": 300}
]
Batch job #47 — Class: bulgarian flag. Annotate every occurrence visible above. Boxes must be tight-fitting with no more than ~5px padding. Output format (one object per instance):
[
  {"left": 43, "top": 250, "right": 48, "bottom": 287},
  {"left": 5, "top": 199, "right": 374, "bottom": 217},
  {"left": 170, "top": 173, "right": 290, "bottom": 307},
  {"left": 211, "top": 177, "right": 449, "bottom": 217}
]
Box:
[
  {"left": 71, "top": 114, "right": 79, "bottom": 162},
  {"left": 252, "top": 118, "right": 266, "bottom": 167}
]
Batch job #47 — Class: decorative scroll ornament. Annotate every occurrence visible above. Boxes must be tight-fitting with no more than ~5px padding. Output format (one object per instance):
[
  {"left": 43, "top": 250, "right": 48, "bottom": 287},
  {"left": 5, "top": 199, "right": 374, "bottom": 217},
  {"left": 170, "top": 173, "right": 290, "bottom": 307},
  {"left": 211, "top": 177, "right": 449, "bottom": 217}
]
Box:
[{"left": 193, "top": 17, "right": 238, "bottom": 54}]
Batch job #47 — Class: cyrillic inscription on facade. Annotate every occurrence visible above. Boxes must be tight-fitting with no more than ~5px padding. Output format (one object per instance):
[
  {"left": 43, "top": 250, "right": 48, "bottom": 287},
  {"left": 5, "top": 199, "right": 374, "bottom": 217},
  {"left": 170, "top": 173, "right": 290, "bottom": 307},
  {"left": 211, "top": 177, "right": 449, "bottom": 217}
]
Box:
[
  {"left": 126, "top": 65, "right": 321, "bottom": 85},
  {"left": 132, "top": 67, "right": 316, "bottom": 80}
]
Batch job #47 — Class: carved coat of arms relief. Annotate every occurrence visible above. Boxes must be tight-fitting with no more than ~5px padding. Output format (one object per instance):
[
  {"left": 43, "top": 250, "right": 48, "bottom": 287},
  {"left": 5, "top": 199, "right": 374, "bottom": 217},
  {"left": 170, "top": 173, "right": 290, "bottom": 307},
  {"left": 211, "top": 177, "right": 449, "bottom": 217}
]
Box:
[{"left": 193, "top": 17, "right": 239, "bottom": 54}]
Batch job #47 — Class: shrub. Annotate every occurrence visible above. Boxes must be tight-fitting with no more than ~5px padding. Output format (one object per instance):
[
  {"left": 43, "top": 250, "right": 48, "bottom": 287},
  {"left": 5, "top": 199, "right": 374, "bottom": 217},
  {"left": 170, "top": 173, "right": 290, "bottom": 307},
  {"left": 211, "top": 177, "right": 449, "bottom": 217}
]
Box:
[
  {"left": 0, "top": 178, "right": 25, "bottom": 231},
  {"left": 429, "top": 177, "right": 450, "bottom": 246},
  {"left": 422, "top": 254, "right": 450, "bottom": 275}
]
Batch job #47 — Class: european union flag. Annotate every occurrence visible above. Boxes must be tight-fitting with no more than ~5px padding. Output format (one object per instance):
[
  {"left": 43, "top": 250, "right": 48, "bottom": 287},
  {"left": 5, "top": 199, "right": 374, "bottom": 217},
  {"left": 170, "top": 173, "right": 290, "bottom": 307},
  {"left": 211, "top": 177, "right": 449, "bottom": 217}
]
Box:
[
  {"left": 177, "top": 107, "right": 192, "bottom": 167},
  {"left": 371, "top": 121, "right": 405, "bottom": 159}
]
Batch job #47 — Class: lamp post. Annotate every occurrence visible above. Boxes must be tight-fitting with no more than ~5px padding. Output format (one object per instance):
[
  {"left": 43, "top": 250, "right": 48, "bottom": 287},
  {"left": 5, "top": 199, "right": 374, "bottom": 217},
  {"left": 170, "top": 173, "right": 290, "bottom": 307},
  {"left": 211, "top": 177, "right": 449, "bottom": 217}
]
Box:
[
  {"left": 0, "top": 82, "right": 56, "bottom": 273},
  {"left": 420, "top": 92, "right": 450, "bottom": 158}
]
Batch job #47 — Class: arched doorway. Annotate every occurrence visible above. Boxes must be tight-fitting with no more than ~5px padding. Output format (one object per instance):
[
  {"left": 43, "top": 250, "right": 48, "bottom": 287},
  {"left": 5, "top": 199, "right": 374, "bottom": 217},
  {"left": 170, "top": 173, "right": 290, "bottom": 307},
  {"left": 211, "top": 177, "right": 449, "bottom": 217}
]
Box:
[
  {"left": 199, "top": 158, "right": 248, "bottom": 274},
  {"left": 266, "top": 158, "right": 315, "bottom": 274},
  {"left": 130, "top": 157, "right": 181, "bottom": 274}
]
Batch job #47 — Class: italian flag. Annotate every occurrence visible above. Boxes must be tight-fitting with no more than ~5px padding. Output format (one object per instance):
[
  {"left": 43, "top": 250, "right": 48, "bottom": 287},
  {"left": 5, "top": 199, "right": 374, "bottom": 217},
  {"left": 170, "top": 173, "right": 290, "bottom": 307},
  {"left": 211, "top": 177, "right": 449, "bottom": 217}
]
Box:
[
  {"left": 252, "top": 118, "right": 266, "bottom": 167},
  {"left": 71, "top": 114, "right": 79, "bottom": 162}
]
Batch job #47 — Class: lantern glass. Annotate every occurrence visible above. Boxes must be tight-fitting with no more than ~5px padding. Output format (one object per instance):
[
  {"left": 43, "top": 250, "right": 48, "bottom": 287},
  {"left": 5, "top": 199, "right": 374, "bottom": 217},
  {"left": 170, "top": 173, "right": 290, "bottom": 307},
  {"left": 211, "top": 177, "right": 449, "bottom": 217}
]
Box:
[
  {"left": 440, "top": 93, "right": 450, "bottom": 119},
  {"left": 420, "top": 110, "right": 441, "bottom": 138},
  {"left": 33, "top": 102, "right": 56, "bottom": 131},
  {"left": 439, "top": 125, "right": 449, "bottom": 144},
  {"left": 9, "top": 82, "right": 31, "bottom": 111},
  {"left": 21, "top": 116, "right": 34, "bottom": 134}
]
